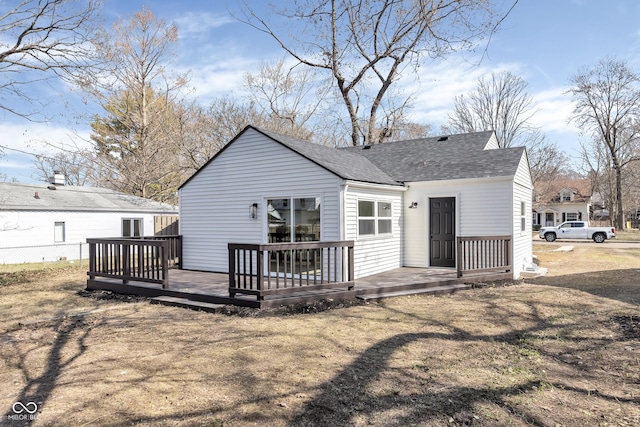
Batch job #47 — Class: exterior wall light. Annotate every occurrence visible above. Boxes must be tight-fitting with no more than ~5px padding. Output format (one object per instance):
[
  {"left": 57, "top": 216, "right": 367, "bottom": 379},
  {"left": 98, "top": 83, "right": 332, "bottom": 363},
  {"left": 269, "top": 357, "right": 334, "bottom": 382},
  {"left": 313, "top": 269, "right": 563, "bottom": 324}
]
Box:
[
  {"left": 408, "top": 202, "right": 418, "bottom": 209},
  {"left": 250, "top": 203, "right": 258, "bottom": 219}
]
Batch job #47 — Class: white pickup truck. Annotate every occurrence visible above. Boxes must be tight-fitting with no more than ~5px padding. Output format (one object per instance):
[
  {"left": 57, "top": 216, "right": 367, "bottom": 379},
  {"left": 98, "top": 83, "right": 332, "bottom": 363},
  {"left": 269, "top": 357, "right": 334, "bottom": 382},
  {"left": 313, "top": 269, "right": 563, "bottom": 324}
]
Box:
[{"left": 539, "top": 221, "right": 616, "bottom": 243}]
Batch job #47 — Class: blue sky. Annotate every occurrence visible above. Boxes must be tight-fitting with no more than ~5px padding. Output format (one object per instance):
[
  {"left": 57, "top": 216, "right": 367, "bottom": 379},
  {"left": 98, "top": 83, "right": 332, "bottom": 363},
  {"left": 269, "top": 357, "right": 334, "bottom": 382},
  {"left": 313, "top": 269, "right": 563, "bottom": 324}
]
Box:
[{"left": 2, "top": 0, "right": 640, "bottom": 183}]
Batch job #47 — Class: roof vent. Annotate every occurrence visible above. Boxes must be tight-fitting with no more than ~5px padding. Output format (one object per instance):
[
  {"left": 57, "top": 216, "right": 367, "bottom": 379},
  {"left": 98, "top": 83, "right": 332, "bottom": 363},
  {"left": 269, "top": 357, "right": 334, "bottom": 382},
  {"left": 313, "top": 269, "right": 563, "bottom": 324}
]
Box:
[
  {"left": 47, "top": 185, "right": 57, "bottom": 190},
  {"left": 363, "top": 145, "right": 372, "bottom": 150},
  {"left": 34, "top": 192, "right": 40, "bottom": 199},
  {"left": 437, "top": 136, "right": 448, "bottom": 142}
]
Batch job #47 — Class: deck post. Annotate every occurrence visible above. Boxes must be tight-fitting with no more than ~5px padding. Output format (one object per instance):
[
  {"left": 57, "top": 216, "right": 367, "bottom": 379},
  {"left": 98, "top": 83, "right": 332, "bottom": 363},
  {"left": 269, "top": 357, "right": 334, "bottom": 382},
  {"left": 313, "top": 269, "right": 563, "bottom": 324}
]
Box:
[
  {"left": 456, "top": 237, "right": 462, "bottom": 278},
  {"left": 228, "top": 244, "right": 236, "bottom": 297},
  {"left": 162, "top": 239, "right": 169, "bottom": 289},
  {"left": 122, "top": 243, "right": 130, "bottom": 285},
  {"left": 88, "top": 240, "right": 96, "bottom": 280},
  {"left": 257, "top": 249, "right": 264, "bottom": 292}
]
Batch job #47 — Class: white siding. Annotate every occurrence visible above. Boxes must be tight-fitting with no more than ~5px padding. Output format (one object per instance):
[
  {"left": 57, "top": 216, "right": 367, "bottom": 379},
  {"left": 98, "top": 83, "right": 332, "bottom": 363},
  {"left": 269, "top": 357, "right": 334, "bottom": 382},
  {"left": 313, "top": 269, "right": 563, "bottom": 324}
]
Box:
[
  {"left": 0, "top": 211, "right": 157, "bottom": 264},
  {"left": 179, "top": 128, "right": 342, "bottom": 272},
  {"left": 403, "top": 177, "right": 514, "bottom": 270},
  {"left": 512, "top": 151, "right": 534, "bottom": 278},
  {"left": 344, "top": 185, "right": 403, "bottom": 278}
]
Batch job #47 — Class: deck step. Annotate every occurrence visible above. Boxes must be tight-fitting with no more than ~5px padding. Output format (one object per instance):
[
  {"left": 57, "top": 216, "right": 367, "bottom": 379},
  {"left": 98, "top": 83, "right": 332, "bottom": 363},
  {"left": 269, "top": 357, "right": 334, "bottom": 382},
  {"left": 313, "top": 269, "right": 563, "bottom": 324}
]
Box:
[
  {"left": 357, "top": 283, "right": 470, "bottom": 301},
  {"left": 150, "top": 296, "right": 227, "bottom": 313}
]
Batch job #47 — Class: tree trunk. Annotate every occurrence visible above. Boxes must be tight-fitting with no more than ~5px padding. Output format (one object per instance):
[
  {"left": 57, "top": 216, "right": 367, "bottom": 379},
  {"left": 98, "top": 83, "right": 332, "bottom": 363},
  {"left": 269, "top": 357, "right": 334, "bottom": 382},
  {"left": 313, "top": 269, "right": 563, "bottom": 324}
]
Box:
[{"left": 616, "top": 166, "right": 625, "bottom": 230}]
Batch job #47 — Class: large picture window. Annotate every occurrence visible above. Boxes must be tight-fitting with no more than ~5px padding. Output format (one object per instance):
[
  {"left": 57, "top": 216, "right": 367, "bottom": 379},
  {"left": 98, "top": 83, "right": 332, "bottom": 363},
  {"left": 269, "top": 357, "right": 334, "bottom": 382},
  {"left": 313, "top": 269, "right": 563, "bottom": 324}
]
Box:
[
  {"left": 358, "top": 200, "right": 393, "bottom": 237},
  {"left": 267, "top": 197, "right": 321, "bottom": 243}
]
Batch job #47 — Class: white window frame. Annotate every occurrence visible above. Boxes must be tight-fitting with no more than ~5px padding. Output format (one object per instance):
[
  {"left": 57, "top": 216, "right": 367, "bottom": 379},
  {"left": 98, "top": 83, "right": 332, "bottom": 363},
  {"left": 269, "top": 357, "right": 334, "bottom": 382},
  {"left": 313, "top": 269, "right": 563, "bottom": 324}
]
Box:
[
  {"left": 566, "top": 212, "right": 578, "bottom": 221},
  {"left": 357, "top": 199, "right": 393, "bottom": 237},
  {"left": 520, "top": 201, "right": 526, "bottom": 233},
  {"left": 54, "top": 221, "right": 65, "bottom": 243}
]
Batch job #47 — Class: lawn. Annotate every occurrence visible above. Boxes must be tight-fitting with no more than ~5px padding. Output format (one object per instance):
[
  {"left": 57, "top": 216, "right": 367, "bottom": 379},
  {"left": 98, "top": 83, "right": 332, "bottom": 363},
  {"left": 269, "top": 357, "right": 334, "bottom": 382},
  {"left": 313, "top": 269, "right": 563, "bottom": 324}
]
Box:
[{"left": 1, "top": 246, "right": 639, "bottom": 426}]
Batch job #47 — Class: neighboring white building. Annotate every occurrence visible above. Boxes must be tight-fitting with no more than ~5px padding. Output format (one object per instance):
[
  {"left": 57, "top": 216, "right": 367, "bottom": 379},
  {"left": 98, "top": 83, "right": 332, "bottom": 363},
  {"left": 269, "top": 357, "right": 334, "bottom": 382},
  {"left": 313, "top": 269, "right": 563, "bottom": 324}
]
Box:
[
  {"left": 0, "top": 179, "right": 177, "bottom": 264},
  {"left": 179, "top": 126, "right": 533, "bottom": 279},
  {"left": 533, "top": 179, "right": 592, "bottom": 227}
]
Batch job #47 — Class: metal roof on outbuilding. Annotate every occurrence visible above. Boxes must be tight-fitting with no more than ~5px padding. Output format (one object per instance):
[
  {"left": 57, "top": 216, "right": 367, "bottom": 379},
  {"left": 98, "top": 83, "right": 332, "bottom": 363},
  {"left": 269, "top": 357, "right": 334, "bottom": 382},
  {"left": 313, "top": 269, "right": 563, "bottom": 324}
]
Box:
[{"left": 0, "top": 182, "right": 178, "bottom": 213}]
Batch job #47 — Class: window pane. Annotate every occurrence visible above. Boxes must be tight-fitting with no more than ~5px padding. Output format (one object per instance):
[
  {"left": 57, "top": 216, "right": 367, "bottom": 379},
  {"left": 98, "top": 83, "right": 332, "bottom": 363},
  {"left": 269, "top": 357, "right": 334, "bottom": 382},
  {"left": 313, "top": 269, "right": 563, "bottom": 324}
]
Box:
[
  {"left": 359, "top": 219, "right": 375, "bottom": 235},
  {"left": 54, "top": 222, "right": 65, "bottom": 242},
  {"left": 294, "top": 197, "right": 320, "bottom": 241},
  {"left": 133, "top": 219, "right": 142, "bottom": 237},
  {"left": 520, "top": 201, "right": 526, "bottom": 216},
  {"left": 268, "top": 198, "right": 291, "bottom": 242},
  {"left": 122, "top": 219, "right": 131, "bottom": 237},
  {"left": 378, "top": 219, "right": 392, "bottom": 234},
  {"left": 378, "top": 202, "right": 392, "bottom": 217},
  {"left": 358, "top": 200, "right": 374, "bottom": 217}
]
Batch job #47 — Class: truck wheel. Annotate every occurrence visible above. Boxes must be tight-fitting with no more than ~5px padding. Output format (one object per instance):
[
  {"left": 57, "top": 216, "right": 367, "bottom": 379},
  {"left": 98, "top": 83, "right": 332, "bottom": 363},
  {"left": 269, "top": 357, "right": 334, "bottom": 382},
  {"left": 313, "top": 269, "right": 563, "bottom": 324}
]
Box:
[
  {"left": 544, "top": 233, "right": 556, "bottom": 242},
  {"left": 593, "top": 233, "right": 606, "bottom": 243}
]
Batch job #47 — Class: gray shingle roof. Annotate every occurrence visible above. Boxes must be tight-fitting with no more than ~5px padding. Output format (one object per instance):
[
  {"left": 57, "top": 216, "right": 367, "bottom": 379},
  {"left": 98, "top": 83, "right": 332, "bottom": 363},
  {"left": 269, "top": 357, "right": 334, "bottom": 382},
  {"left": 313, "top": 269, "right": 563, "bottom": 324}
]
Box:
[
  {"left": 256, "top": 127, "right": 400, "bottom": 186},
  {"left": 179, "top": 126, "right": 527, "bottom": 189},
  {"left": 0, "top": 182, "right": 178, "bottom": 213},
  {"left": 340, "top": 132, "right": 526, "bottom": 182}
]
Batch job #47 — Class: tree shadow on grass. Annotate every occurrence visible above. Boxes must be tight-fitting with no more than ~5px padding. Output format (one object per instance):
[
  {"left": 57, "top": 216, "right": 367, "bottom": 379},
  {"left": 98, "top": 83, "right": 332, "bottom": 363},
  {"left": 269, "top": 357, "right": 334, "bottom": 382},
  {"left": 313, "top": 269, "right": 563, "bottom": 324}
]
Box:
[
  {"left": 3, "top": 315, "right": 93, "bottom": 426},
  {"left": 526, "top": 268, "right": 640, "bottom": 306},
  {"left": 288, "top": 320, "right": 639, "bottom": 426}
]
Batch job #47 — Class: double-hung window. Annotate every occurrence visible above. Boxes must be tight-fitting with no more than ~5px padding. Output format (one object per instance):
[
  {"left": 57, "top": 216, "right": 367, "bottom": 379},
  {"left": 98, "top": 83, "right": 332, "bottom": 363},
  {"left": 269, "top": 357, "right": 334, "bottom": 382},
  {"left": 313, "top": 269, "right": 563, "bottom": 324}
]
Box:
[
  {"left": 358, "top": 200, "right": 392, "bottom": 237},
  {"left": 122, "top": 218, "right": 143, "bottom": 237}
]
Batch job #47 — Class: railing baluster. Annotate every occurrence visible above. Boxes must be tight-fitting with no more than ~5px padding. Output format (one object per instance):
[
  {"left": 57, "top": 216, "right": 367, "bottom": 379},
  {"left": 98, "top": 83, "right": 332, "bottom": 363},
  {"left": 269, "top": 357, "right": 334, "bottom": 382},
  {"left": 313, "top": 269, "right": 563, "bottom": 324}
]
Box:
[{"left": 457, "top": 236, "right": 512, "bottom": 278}]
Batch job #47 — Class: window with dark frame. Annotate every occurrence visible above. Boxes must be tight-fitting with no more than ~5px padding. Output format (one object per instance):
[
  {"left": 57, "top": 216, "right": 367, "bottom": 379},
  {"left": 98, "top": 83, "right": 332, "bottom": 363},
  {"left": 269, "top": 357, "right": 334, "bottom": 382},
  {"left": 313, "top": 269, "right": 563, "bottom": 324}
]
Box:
[{"left": 122, "top": 218, "right": 143, "bottom": 237}]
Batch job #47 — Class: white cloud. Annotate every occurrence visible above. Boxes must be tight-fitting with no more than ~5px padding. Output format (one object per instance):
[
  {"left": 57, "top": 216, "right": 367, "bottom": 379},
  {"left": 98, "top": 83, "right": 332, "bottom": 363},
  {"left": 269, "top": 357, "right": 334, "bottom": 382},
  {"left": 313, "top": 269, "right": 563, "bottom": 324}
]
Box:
[
  {"left": 174, "top": 12, "right": 236, "bottom": 38},
  {"left": 0, "top": 121, "right": 90, "bottom": 155}
]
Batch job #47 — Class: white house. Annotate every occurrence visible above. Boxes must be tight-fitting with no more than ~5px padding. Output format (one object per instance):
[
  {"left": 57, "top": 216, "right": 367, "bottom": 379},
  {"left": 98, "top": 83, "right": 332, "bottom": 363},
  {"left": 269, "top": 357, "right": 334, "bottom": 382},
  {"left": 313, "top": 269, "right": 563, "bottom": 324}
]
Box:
[
  {"left": 533, "top": 178, "right": 593, "bottom": 227},
  {"left": 0, "top": 177, "right": 177, "bottom": 264},
  {"left": 179, "top": 126, "right": 533, "bottom": 280}
]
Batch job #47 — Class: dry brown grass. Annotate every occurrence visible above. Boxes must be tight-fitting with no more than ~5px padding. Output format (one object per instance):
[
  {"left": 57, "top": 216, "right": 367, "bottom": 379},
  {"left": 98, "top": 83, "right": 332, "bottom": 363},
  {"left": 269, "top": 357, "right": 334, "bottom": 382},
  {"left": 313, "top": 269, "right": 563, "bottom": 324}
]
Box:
[{"left": 1, "top": 246, "right": 639, "bottom": 426}]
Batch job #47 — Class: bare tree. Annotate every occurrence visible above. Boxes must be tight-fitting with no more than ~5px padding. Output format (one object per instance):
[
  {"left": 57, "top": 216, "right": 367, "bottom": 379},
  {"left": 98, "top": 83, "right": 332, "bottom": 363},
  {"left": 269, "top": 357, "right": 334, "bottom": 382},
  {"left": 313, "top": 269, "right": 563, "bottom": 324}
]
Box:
[
  {"left": 33, "top": 151, "right": 94, "bottom": 186},
  {"left": 446, "top": 70, "right": 568, "bottom": 185},
  {"left": 244, "top": 59, "right": 328, "bottom": 141},
  {"left": 242, "top": 0, "right": 513, "bottom": 146},
  {"left": 568, "top": 58, "right": 640, "bottom": 229},
  {"left": 0, "top": 0, "right": 101, "bottom": 119},
  {"left": 448, "top": 71, "right": 538, "bottom": 148},
  {"left": 78, "top": 8, "right": 188, "bottom": 203}
]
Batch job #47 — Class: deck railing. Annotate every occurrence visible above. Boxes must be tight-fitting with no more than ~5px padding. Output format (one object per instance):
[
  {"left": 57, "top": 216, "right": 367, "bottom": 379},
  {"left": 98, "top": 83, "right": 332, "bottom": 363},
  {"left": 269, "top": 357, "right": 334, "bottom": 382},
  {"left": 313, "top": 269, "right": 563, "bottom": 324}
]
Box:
[
  {"left": 130, "top": 235, "right": 182, "bottom": 267},
  {"left": 228, "top": 241, "right": 355, "bottom": 300},
  {"left": 87, "top": 236, "right": 182, "bottom": 288},
  {"left": 457, "top": 235, "right": 511, "bottom": 278}
]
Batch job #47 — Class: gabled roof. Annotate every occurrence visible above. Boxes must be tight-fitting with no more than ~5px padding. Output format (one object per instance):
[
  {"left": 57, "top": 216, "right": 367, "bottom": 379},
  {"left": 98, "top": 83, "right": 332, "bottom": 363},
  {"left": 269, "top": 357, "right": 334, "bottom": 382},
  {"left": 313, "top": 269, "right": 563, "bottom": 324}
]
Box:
[
  {"left": 340, "top": 131, "right": 525, "bottom": 182},
  {"left": 534, "top": 178, "right": 591, "bottom": 204},
  {"left": 0, "top": 182, "right": 178, "bottom": 213},
  {"left": 256, "top": 127, "right": 400, "bottom": 186},
  {"left": 179, "top": 126, "right": 527, "bottom": 189}
]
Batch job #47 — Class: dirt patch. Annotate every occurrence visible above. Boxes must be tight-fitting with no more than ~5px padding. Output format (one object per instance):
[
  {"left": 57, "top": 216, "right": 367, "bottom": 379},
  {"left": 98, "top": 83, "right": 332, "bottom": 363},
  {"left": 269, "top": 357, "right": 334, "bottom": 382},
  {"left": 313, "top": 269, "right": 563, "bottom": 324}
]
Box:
[{"left": 1, "top": 246, "right": 639, "bottom": 426}]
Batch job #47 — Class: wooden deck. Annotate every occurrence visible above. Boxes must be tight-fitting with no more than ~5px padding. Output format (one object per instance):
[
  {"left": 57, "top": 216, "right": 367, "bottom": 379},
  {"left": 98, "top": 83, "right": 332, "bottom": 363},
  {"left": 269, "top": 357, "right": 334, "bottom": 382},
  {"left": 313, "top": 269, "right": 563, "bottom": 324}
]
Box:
[
  {"left": 85, "top": 235, "right": 512, "bottom": 310},
  {"left": 87, "top": 267, "right": 513, "bottom": 309}
]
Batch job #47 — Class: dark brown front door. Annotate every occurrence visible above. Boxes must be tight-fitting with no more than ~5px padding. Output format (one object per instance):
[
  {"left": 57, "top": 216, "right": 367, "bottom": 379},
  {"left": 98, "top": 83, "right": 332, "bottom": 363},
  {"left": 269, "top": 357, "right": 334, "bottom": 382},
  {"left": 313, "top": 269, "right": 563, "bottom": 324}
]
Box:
[{"left": 429, "top": 197, "right": 455, "bottom": 267}]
